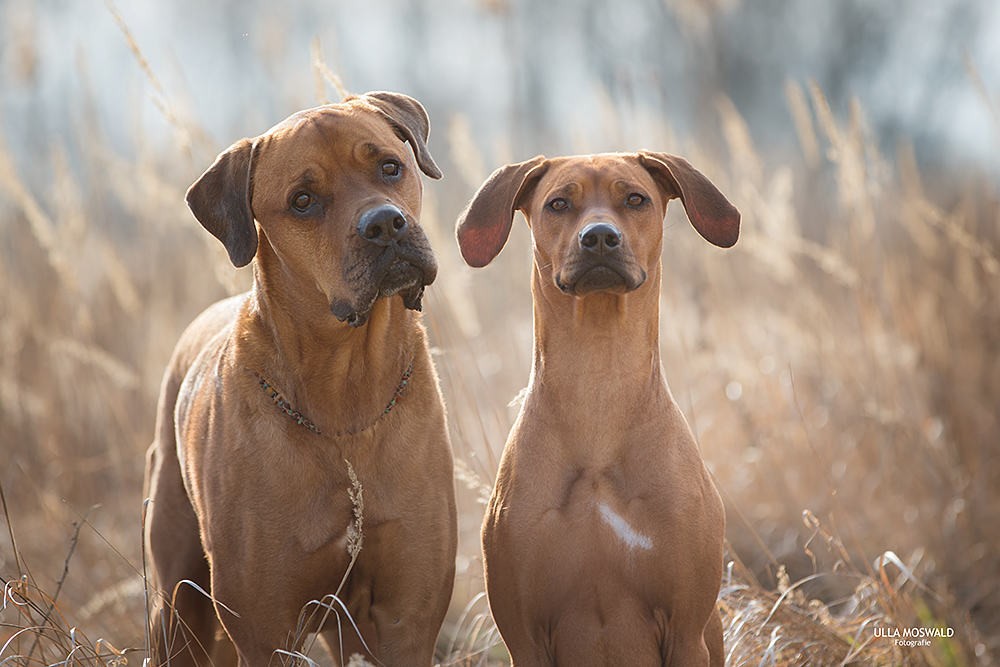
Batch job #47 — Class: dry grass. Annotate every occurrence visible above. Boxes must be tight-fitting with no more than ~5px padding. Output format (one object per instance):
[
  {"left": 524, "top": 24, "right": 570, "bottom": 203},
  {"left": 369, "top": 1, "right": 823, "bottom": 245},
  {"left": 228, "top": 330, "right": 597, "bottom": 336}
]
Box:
[{"left": 1, "top": 12, "right": 998, "bottom": 667}]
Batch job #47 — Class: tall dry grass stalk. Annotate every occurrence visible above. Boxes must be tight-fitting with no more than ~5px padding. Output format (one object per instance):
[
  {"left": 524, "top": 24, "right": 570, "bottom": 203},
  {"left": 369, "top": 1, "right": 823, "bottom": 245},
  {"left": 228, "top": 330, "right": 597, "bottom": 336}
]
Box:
[{"left": 310, "top": 37, "right": 350, "bottom": 106}]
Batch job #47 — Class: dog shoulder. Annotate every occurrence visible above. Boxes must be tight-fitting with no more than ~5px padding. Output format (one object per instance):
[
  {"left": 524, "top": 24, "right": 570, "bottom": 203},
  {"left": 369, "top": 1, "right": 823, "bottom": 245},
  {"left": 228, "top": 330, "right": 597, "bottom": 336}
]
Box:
[{"left": 169, "top": 293, "right": 247, "bottom": 376}]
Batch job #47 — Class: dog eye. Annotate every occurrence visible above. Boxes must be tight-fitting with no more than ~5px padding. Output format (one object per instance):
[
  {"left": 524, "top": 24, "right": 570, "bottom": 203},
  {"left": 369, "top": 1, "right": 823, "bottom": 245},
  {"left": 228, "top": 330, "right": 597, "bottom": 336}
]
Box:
[
  {"left": 381, "top": 160, "right": 402, "bottom": 178},
  {"left": 291, "top": 192, "right": 313, "bottom": 212},
  {"left": 626, "top": 193, "right": 646, "bottom": 208},
  {"left": 548, "top": 198, "right": 569, "bottom": 212}
]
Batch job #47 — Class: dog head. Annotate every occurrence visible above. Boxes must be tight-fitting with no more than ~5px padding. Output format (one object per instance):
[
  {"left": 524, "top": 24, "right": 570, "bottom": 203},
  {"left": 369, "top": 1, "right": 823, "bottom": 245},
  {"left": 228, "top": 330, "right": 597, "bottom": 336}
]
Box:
[
  {"left": 186, "top": 91, "right": 442, "bottom": 327},
  {"left": 456, "top": 152, "right": 739, "bottom": 296}
]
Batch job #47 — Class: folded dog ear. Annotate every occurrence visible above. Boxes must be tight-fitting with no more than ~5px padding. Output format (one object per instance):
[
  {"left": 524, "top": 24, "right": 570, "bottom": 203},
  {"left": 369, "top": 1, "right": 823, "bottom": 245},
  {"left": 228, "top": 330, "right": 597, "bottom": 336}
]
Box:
[
  {"left": 186, "top": 138, "right": 258, "bottom": 267},
  {"left": 456, "top": 156, "right": 548, "bottom": 268},
  {"left": 363, "top": 91, "right": 443, "bottom": 180},
  {"left": 638, "top": 151, "right": 740, "bottom": 248}
]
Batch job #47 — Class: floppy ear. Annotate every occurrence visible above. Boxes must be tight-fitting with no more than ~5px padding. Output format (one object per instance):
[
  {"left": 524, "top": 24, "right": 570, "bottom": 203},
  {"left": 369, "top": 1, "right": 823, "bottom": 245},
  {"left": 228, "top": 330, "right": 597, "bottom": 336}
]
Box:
[
  {"left": 363, "top": 91, "right": 443, "bottom": 180},
  {"left": 186, "top": 138, "right": 258, "bottom": 267},
  {"left": 638, "top": 151, "right": 740, "bottom": 248},
  {"left": 456, "top": 156, "right": 548, "bottom": 268}
]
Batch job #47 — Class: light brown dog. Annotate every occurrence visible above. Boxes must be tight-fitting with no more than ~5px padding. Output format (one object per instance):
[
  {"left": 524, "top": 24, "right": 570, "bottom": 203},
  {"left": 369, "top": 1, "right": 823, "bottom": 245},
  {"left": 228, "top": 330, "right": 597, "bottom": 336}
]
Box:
[
  {"left": 144, "top": 92, "right": 457, "bottom": 667},
  {"left": 456, "top": 152, "right": 739, "bottom": 666}
]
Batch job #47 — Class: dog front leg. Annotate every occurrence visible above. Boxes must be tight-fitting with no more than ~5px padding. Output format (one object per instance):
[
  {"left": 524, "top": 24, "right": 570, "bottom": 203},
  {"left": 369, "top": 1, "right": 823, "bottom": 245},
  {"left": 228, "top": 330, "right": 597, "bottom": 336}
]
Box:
[
  {"left": 207, "top": 553, "right": 311, "bottom": 667},
  {"left": 349, "top": 511, "right": 457, "bottom": 666}
]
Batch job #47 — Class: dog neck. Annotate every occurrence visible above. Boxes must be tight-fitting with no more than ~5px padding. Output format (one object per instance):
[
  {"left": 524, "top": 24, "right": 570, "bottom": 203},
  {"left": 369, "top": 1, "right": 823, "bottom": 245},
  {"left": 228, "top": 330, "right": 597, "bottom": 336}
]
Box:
[
  {"left": 243, "top": 242, "right": 418, "bottom": 437},
  {"left": 525, "top": 262, "right": 671, "bottom": 435}
]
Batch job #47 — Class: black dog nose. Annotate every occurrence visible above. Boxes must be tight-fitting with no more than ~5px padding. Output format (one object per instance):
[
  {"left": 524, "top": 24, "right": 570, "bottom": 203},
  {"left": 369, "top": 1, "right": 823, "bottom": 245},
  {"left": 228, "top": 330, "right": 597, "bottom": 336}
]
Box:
[
  {"left": 358, "top": 204, "right": 408, "bottom": 246},
  {"left": 579, "top": 222, "right": 622, "bottom": 254}
]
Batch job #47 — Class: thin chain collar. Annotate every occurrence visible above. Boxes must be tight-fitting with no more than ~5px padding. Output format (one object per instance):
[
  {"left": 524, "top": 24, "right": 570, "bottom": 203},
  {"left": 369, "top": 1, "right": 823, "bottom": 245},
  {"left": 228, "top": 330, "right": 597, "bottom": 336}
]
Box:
[{"left": 247, "top": 362, "right": 414, "bottom": 437}]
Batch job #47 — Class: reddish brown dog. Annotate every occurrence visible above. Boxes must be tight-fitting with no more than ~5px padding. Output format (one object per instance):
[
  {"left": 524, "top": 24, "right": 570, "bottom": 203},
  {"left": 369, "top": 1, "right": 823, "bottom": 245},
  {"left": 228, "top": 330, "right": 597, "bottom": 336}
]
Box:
[
  {"left": 144, "top": 92, "right": 457, "bottom": 667},
  {"left": 456, "top": 152, "right": 739, "bottom": 666}
]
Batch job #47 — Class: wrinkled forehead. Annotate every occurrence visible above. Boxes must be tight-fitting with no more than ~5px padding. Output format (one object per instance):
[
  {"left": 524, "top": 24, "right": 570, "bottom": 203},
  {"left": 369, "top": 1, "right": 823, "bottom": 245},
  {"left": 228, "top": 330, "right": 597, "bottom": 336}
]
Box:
[
  {"left": 538, "top": 154, "right": 657, "bottom": 196},
  {"left": 270, "top": 101, "right": 407, "bottom": 153},
  {"left": 263, "top": 97, "right": 389, "bottom": 135},
  {"left": 255, "top": 104, "right": 410, "bottom": 176}
]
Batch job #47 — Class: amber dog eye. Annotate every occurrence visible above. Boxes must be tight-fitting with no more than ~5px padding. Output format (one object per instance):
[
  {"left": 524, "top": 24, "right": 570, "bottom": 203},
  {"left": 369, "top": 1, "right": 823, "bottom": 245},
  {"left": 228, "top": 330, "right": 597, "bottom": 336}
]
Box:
[
  {"left": 381, "top": 161, "right": 401, "bottom": 177},
  {"left": 292, "top": 192, "right": 313, "bottom": 212},
  {"left": 548, "top": 198, "right": 568, "bottom": 212},
  {"left": 626, "top": 193, "right": 645, "bottom": 207}
]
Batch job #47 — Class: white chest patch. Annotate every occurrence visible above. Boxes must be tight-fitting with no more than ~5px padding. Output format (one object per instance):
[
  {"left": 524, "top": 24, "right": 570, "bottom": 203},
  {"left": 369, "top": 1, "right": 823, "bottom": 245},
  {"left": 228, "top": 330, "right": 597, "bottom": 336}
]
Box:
[{"left": 598, "top": 503, "right": 653, "bottom": 551}]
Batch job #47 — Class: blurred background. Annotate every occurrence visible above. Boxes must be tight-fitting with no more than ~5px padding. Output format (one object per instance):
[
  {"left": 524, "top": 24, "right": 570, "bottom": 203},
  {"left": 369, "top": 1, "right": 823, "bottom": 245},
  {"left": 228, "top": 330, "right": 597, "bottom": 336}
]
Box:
[{"left": 1, "top": 0, "right": 998, "bottom": 664}]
